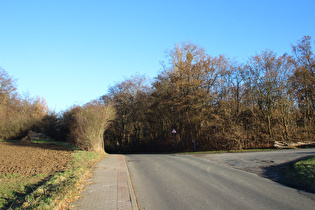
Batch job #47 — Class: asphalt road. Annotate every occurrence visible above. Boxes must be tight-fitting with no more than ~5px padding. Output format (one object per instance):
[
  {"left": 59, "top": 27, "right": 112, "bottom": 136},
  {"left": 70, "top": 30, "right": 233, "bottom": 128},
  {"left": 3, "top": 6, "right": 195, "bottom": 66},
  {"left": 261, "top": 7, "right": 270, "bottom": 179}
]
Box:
[
  {"left": 193, "top": 148, "right": 315, "bottom": 179},
  {"left": 126, "top": 149, "right": 315, "bottom": 210}
]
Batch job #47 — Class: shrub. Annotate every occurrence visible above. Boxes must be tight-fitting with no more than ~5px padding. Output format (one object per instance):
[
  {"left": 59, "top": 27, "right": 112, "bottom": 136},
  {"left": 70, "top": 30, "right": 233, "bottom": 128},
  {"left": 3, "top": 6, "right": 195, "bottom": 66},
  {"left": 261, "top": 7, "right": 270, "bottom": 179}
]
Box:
[{"left": 65, "top": 101, "right": 116, "bottom": 152}]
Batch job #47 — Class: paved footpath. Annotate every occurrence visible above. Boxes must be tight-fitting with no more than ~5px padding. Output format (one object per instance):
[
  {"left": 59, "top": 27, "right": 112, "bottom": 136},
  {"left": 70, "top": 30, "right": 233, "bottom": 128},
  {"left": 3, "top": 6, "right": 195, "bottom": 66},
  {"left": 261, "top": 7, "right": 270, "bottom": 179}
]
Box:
[{"left": 70, "top": 154, "right": 138, "bottom": 210}]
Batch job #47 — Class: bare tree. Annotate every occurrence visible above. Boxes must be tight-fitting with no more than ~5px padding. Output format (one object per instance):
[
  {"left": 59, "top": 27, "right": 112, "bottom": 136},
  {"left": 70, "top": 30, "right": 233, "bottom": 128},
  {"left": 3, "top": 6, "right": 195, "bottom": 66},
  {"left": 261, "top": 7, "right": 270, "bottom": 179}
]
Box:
[{"left": 290, "top": 36, "right": 315, "bottom": 140}]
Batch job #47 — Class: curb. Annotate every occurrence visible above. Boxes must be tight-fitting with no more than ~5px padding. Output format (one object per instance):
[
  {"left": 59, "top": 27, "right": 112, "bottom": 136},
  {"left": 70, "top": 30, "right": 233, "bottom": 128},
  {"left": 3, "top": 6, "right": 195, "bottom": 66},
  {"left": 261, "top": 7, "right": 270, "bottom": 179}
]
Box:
[{"left": 123, "top": 155, "right": 139, "bottom": 210}]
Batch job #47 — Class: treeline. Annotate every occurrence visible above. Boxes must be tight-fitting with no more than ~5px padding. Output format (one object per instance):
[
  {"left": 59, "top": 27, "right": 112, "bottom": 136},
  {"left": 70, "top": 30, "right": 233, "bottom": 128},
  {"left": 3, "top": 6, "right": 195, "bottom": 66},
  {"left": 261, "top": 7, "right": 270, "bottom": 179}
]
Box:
[
  {"left": 103, "top": 36, "right": 314, "bottom": 153},
  {"left": 0, "top": 69, "right": 49, "bottom": 140},
  {"left": 0, "top": 68, "right": 115, "bottom": 152},
  {"left": 1, "top": 36, "right": 314, "bottom": 153}
]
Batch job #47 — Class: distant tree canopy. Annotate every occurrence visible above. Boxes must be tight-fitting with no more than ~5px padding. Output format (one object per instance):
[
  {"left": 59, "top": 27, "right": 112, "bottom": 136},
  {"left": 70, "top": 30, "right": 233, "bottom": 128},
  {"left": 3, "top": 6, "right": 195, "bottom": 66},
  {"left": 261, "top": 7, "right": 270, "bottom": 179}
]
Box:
[{"left": 102, "top": 36, "right": 315, "bottom": 153}]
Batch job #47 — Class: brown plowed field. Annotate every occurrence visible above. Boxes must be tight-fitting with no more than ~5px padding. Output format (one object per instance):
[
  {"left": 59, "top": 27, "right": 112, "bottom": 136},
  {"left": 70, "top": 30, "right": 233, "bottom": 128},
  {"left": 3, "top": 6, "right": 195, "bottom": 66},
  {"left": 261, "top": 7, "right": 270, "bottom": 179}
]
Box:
[{"left": 0, "top": 141, "right": 73, "bottom": 176}]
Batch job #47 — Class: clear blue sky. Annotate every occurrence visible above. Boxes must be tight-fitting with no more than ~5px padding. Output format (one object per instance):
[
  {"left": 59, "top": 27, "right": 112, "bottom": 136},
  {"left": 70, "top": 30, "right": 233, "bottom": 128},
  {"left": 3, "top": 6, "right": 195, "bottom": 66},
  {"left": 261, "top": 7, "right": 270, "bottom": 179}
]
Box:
[{"left": 1, "top": 0, "right": 314, "bottom": 112}]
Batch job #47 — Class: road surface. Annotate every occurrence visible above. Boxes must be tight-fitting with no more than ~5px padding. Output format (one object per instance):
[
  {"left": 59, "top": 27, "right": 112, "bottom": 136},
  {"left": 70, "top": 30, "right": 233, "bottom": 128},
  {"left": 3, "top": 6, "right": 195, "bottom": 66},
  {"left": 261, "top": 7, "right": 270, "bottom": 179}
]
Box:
[{"left": 126, "top": 149, "right": 315, "bottom": 210}]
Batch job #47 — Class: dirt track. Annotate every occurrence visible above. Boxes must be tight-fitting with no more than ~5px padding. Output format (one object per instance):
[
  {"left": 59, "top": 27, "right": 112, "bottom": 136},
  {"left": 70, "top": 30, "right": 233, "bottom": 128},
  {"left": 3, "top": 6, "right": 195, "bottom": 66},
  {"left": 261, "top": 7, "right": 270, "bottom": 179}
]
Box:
[{"left": 0, "top": 141, "right": 73, "bottom": 176}]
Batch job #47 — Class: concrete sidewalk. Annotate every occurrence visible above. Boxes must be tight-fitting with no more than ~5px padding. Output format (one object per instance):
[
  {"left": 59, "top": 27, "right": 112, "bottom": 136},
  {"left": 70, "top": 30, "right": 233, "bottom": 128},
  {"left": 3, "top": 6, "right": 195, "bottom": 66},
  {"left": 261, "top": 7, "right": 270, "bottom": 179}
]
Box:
[{"left": 70, "top": 154, "right": 138, "bottom": 210}]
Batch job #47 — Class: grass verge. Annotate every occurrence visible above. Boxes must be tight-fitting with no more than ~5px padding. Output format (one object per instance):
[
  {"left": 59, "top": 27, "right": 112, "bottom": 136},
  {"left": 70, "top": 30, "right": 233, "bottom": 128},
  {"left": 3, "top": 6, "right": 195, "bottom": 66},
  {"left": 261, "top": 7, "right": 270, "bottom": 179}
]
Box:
[
  {"left": 179, "top": 148, "right": 279, "bottom": 155},
  {"left": 0, "top": 139, "right": 103, "bottom": 209},
  {"left": 283, "top": 155, "right": 315, "bottom": 192},
  {"left": 0, "top": 173, "right": 48, "bottom": 209}
]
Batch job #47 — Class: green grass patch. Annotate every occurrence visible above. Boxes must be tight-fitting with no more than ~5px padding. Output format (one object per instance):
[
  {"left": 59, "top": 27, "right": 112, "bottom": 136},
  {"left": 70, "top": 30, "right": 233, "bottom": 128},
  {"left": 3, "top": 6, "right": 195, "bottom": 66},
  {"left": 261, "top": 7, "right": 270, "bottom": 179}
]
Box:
[
  {"left": 30, "top": 138, "right": 79, "bottom": 150},
  {"left": 0, "top": 173, "right": 49, "bottom": 209},
  {"left": 284, "top": 155, "right": 315, "bottom": 191},
  {"left": 0, "top": 141, "right": 103, "bottom": 209},
  {"left": 0, "top": 139, "right": 19, "bottom": 142},
  {"left": 180, "top": 148, "right": 279, "bottom": 155},
  {"left": 0, "top": 138, "right": 77, "bottom": 151}
]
